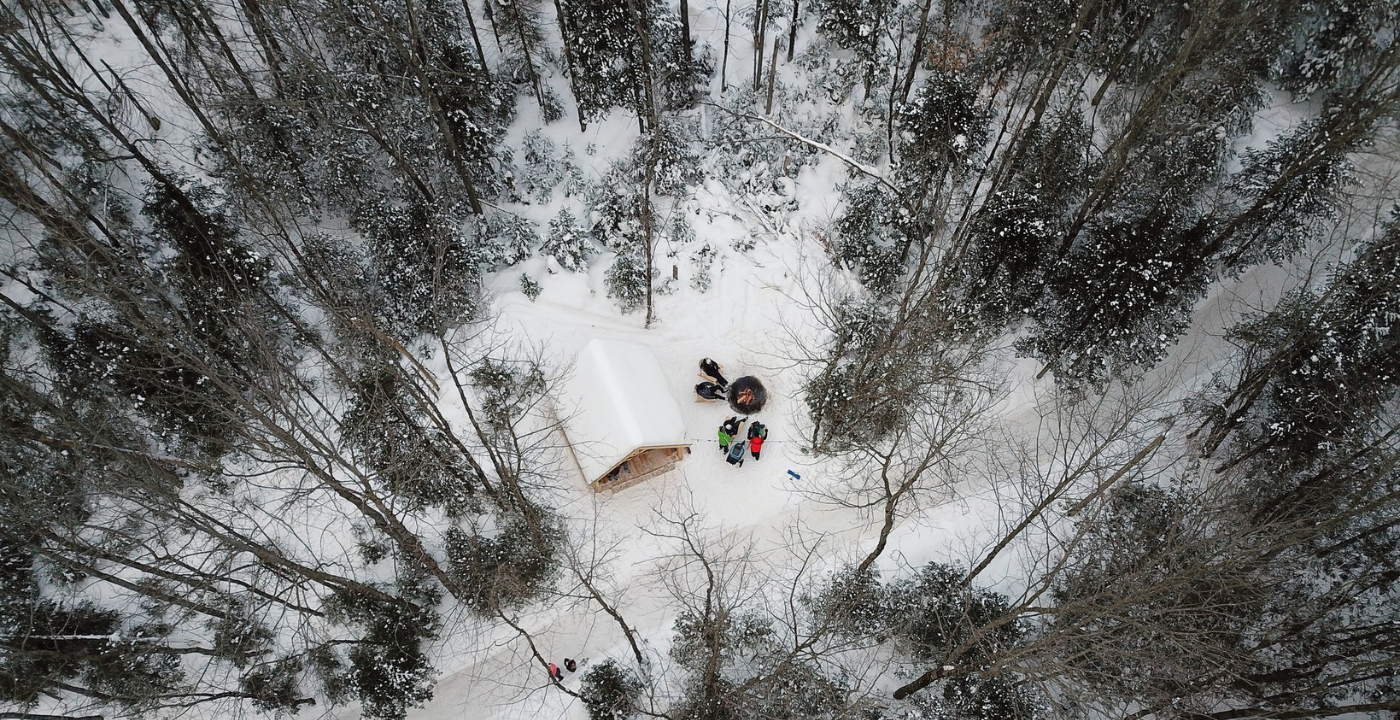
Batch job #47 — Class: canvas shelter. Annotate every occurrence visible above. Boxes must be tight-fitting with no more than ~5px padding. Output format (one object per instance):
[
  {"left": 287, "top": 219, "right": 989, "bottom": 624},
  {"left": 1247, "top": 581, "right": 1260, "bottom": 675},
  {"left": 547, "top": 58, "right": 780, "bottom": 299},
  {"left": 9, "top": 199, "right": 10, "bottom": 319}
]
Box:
[{"left": 557, "top": 339, "right": 690, "bottom": 491}]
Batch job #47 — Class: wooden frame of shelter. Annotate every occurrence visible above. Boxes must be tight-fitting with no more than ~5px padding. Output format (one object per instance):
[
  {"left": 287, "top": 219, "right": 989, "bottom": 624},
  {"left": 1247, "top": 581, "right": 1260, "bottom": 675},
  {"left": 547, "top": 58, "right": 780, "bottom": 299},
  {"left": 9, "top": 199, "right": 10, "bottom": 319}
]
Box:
[{"left": 590, "top": 445, "right": 688, "bottom": 492}]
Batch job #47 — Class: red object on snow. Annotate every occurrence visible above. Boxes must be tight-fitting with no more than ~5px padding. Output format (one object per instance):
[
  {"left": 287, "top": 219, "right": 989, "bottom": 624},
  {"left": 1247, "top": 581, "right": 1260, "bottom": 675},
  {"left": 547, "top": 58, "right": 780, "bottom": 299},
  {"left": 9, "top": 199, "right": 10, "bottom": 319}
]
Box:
[{"left": 749, "top": 435, "right": 764, "bottom": 454}]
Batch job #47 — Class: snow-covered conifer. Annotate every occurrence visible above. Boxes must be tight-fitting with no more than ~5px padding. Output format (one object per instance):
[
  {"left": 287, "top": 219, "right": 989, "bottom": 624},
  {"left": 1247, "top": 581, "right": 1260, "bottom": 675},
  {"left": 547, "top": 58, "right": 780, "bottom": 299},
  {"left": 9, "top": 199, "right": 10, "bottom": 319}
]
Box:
[{"left": 543, "top": 208, "right": 595, "bottom": 272}]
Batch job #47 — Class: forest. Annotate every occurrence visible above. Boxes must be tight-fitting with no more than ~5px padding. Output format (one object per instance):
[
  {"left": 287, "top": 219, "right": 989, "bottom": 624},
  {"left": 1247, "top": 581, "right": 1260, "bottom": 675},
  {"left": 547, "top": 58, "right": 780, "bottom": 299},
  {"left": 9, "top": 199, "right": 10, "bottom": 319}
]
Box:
[{"left": 2, "top": 0, "right": 1399, "bottom": 719}]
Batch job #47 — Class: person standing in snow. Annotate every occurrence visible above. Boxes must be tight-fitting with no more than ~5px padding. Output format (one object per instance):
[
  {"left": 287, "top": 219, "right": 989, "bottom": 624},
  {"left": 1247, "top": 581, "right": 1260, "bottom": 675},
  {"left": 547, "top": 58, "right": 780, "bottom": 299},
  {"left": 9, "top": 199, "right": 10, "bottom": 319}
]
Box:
[
  {"left": 700, "top": 358, "right": 728, "bottom": 388},
  {"left": 565, "top": 658, "right": 578, "bottom": 673},
  {"left": 719, "top": 416, "right": 745, "bottom": 453},
  {"left": 726, "top": 439, "right": 748, "bottom": 467},
  {"left": 747, "top": 422, "right": 767, "bottom": 460},
  {"left": 548, "top": 662, "right": 563, "bottom": 682}
]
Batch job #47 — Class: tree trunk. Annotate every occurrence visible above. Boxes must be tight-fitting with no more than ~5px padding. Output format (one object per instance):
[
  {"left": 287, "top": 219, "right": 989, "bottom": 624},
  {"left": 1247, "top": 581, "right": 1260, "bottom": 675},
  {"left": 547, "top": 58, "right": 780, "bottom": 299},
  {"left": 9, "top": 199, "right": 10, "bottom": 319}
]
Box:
[
  {"left": 753, "top": 0, "right": 769, "bottom": 92},
  {"left": 786, "top": 0, "right": 798, "bottom": 61},
  {"left": 512, "top": 9, "right": 547, "bottom": 111},
  {"left": 483, "top": 0, "right": 503, "bottom": 46},
  {"left": 887, "top": 22, "right": 902, "bottom": 149},
  {"left": 624, "top": 0, "right": 659, "bottom": 129},
  {"left": 679, "top": 0, "right": 693, "bottom": 77},
  {"left": 765, "top": 37, "right": 780, "bottom": 114},
  {"left": 642, "top": 155, "right": 655, "bottom": 327},
  {"left": 900, "top": 0, "right": 935, "bottom": 103},
  {"left": 460, "top": 0, "right": 492, "bottom": 80},
  {"left": 237, "top": 0, "right": 286, "bottom": 96},
  {"left": 721, "top": 0, "right": 732, "bottom": 91},
  {"left": 368, "top": 0, "right": 485, "bottom": 212},
  {"left": 552, "top": 0, "right": 586, "bottom": 130}
]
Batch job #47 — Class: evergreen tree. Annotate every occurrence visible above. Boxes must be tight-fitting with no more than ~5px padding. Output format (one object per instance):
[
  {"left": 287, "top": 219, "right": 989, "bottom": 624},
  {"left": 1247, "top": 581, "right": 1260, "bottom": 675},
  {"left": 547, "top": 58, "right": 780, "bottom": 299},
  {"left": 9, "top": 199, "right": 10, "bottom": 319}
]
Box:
[
  {"left": 558, "top": 0, "right": 638, "bottom": 122},
  {"left": 1214, "top": 117, "right": 1359, "bottom": 268},
  {"left": 832, "top": 183, "right": 908, "bottom": 294},
  {"left": 208, "top": 0, "right": 512, "bottom": 215},
  {"left": 896, "top": 69, "right": 993, "bottom": 196},
  {"left": 354, "top": 196, "right": 482, "bottom": 338},
  {"left": 1206, "top": 219, "right": 1400, "bottom": 502},
  {"left": 1020, "top": 215, "right": 1212, "bottom": 389},
  {"left": 560, "top": 0, "right": 704, "bottom": 123},
  {"left": 953, "top": 111, "right": 1089, "bottom": 329},
  {"left": 516, "top": 130, "right": 584, "bottom": 202},
  {"left": 442, "top": 521, "right": 555, "bottom": 612},
  {"left": 485, "top": 0, "right": 557, "bottom": 117},
  {"left": 326, "top": 590, "right": 440, "bottom": 720},
  {"left": 0, "top": 540, "right": 184, "bottom": 713},
  {"left": 813, "top": 0, "right": 897, "bottom": 68},
  {"left": 640, "top": 120, "right": 702, "bottom": 196},
  {"left": 1274, "top": 0, "right": 1400, "bottom": 98},
  {"left": 477, "top": 212, "right": 540, "bottom": 270},
  {"left": 544, "top": 208, "right": 595, "bottom": 272},
  {"left": 579, "top": 659, "right": 643, "bottom": 720},
  {"left": 341, "top": 368, "right": 478, "bottom": 514},
  {"left": 605, "top": 241, "right": 651, "bottom": 314},
  {"left": 956, "top": 189, "right": 1060, "bottom": 329}
]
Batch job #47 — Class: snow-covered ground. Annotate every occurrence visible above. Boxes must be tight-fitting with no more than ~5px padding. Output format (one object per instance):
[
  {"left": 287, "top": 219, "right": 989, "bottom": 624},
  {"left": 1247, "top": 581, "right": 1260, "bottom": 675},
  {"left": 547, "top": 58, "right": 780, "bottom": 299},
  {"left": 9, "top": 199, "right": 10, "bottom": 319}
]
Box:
[
  {"left": 314, "top": 11, "right": 1341, "bottom": 717},
  {"left": 389, "top": 157, "right": 872, "bottom": 720},
  {"left": 14, "top": 2, "right": 1374, "bottom": 718}
]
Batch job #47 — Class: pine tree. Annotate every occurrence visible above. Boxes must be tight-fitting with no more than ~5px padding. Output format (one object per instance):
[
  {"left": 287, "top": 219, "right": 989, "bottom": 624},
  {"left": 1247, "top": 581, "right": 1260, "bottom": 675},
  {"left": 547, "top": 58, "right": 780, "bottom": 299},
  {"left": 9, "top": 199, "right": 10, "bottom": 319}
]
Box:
[
  {"left": 0, "top": 540, "right": 184, "bottom": 713},
  {"left": 543, "top": 208, "right": 595, "bottom": 272},
  {"left": 1215, "top": 117, "right": 1358, "bottom": 268},
  {"left": 832, "top": 182, "right": 908, "bottom": 294},
  {"left": 559, "top": 0, "right": 644, "bottom": 122},
  {"left": 477, "top": 212, "right": 540, "bottom": 269},
  {"left": 1275, "top": 0, "right": 1400, "bottom": 98},
  {"left": 956, "top": 188, "right": 1060, "bottom": 328},
  {"left": 560, "top": 0, "right": 704, "bottom": 123},
  {"left": 579, "top": 659, "right": 643, "bottom": 720},
  {"left": 485, "top": 0, "right": 557, "bottom": 117},
  {"left": 1020, "top": 215, "right": 1213, "bottom": 388},
  {"left": 442, "top": 521, "right": 556, "bottom": 612},
  {"left": 1207, "top": 220, "right": 1400, "bottom": 496},
  {"left": 605, "top": 241, "right": 651, "bottom": 314},
  {"left": 516, "top": 130, "right": 580, "bottom": 203},
  {"left": 326, "top": 590, "right": 440, "bottom": 720},
  {"left": 896, "top": 68, "right": 993, "bottom": 195},
  {"left": 814, "top": 0, "right": 897, "bottom": 68},
  {"left": 353, "top": 196, "right": 482, "bottom": 338},
  {"left": 341, "top": 368, "right": 478, "bottom": 514}
]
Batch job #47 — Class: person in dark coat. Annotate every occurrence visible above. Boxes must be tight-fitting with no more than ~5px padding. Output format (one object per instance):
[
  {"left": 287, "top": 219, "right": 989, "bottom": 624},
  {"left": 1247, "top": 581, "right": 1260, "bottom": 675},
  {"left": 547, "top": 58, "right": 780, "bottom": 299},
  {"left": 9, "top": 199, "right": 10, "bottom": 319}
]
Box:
[
  {"left": 747, "top": 422, "right": 767, "bottom": 460},
  {"left": 726, "top": 439, "right": 747, "bottom": 466},
  {"left": 700, "top": 358, "right": 728, "bottom": 388},
  {"left": 718, "top": 416, "right": 745, "bottom": 453},
  {"left": 565, "top": 658, "right": 578, "bottom": 673},
  {"left": 696, "top": 381, "right": 726, "bottom": 401}
]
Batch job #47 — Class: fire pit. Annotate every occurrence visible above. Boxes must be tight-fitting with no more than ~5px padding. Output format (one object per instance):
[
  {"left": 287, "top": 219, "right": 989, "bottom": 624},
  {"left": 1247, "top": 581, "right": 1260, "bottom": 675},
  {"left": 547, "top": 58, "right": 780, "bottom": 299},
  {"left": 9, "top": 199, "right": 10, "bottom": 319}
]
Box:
[{"left": 727, "top": 376, "right": 767, "bottom": 414}]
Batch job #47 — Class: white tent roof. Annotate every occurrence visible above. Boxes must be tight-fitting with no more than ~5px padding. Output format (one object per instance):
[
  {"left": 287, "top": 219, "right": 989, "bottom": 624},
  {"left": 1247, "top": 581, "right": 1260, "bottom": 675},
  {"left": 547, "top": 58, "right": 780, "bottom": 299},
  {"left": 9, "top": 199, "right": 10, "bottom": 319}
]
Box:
[{"left": 558, "top": 339, "right": 688, "bottom": 482}]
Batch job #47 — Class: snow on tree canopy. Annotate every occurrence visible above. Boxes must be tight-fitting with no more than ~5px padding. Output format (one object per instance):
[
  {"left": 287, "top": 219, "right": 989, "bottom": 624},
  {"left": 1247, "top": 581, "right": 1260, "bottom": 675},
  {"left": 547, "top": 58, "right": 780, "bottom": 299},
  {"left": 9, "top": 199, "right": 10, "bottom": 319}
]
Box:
[{"left": 556, "top": 339, "right": 689, "bottom": 488}]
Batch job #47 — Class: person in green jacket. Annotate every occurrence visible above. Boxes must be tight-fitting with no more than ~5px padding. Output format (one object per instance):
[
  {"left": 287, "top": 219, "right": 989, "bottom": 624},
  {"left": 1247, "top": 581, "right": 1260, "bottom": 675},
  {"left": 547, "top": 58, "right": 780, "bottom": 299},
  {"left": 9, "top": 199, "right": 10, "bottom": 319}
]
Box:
[{"left": 718, "top": 416, "right": 745, "bottom": 453}]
